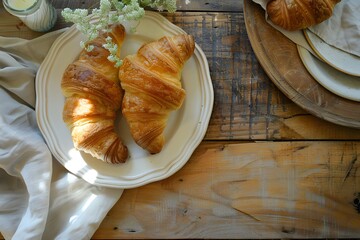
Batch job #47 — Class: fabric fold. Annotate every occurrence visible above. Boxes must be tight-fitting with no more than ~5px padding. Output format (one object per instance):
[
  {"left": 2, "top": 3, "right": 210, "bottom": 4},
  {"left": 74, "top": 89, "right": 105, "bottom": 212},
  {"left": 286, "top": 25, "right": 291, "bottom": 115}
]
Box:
[{"left": 0, "top": 28, "right": 123, "bottom": 240}]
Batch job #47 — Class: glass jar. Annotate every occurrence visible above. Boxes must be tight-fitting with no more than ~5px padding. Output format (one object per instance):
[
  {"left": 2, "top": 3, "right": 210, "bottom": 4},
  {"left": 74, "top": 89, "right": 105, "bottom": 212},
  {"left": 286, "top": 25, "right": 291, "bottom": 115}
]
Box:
[{"left": 3, "top": 0, "right": 57, "bottom": 32}]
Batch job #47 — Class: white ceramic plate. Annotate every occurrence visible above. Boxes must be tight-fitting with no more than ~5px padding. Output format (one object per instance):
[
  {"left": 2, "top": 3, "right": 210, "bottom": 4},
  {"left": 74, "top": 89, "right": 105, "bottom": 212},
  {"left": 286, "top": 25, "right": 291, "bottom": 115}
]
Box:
[
  {"left": 36, "top": 11, "right": 214, "bottom": 188},
  {"left": 304, "top": 29, "right": 360, "bottom": 77},
  {"left": 297, "top": 45, "right": 360, "bottom": 102}
]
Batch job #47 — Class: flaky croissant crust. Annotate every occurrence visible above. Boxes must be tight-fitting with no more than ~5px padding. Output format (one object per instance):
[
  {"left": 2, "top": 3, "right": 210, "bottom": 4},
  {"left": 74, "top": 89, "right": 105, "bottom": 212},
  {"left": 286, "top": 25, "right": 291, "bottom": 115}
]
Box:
[
  {"left": 119, "top": 34, "right": 195, "bottom": 154},
  {"left": 61, "top": 24, "right": 128, "bottom": 164},
  {"left": 266, "top": 0, "right": 341, "bottom": 31}
]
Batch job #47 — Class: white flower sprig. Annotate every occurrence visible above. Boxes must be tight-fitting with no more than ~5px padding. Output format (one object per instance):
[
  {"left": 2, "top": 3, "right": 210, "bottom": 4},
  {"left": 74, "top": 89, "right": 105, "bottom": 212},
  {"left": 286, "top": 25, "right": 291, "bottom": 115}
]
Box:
[
  {"left": 62, "top": 0, "right": 176, "bottom": 67},
  {"left": 103, "top": 36, "right": 123, "bottom": 67}
]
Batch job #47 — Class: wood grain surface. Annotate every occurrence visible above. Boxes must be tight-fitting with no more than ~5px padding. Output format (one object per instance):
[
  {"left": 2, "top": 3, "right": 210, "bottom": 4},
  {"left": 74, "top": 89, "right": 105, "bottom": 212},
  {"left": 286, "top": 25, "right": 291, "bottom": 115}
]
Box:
[
  {"left": 94, "top": 141, "right": 360, "bottom": 239},
  {"left": 1, "top": 0, "right": 360, "bottom": 239}
]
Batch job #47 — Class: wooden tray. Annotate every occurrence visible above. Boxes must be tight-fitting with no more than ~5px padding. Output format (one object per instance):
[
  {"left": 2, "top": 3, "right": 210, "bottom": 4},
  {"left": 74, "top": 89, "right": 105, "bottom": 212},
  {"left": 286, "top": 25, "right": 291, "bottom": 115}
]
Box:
[{"left": 243, "top": 1, "right": 360, "bottom": 129}]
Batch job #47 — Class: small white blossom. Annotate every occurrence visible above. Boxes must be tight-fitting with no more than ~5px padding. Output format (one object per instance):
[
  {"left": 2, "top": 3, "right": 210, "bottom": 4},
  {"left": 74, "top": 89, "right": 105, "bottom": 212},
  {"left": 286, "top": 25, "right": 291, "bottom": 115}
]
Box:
[{"left": 61, "top": 0, "right": 177, "bottom": 67}]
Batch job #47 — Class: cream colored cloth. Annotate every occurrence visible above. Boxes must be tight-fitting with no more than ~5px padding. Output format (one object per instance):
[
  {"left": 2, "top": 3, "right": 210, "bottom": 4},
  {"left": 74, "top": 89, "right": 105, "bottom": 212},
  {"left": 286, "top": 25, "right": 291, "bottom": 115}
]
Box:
[
  {"left": 252, "top": 0, "right": 360, "bottom": 57},
  {"left": 0, "top": 30, "right": 123, "bottom": 240},
  {"left": 310, "top": 1, "right": 360, "bottom": 57}
]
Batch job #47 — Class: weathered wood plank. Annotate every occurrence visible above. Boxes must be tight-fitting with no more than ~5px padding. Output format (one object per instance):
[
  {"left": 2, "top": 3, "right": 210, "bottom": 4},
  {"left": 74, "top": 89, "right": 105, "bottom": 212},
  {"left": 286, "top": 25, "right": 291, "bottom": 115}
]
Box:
[
  {"left": 1, "top": 2, "right": 360, "bottom": 240},
  {"left": 93, "top": 141, "right": 360, "bottom": 239},
  {"left": 49, "top": 0, "right": 243, "bottom": 12},
  {"left": 176, "top": 0, "right": 242, "bottom": 12}
]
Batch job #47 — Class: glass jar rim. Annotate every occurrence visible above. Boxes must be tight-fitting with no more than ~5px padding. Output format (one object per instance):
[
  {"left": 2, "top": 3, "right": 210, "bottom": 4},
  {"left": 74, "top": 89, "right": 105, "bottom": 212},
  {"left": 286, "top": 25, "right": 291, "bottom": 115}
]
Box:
[{"left": 3, "top": 0, "right": 41, "bottom": 15}]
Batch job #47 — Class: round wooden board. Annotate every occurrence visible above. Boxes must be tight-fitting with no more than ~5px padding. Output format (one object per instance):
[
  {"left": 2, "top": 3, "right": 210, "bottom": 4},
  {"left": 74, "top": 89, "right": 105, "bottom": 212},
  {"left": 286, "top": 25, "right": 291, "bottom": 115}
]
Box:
[{"left": 243, "top": 1, "right": 360, "bottom": 129}]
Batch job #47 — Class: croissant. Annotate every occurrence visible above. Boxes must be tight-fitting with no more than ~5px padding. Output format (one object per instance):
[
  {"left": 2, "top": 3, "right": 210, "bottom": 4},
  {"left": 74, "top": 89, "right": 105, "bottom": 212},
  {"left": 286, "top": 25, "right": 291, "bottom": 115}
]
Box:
[
  {"left": 266, "top": 0, "right": 341, "bottom": 31},
  {"left": 119, "top": 34, "right": 195, "bottom": 154},
  {"left": 61, "top": 24, "right": 128, "bottom": 164}
]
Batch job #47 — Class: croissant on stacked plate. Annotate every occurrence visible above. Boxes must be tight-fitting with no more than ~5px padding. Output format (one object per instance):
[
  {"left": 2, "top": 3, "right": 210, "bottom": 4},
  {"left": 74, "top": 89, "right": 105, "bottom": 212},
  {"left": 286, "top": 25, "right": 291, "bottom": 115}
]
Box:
[
  {"left": 119, "top": 34, "right": 195, "bottom": 154},
  {"left": 61, "top": 24, "right": 128, "bottom": 164},
  {"left": 266, "top": 0, "right": 341, "bottom": 31}
]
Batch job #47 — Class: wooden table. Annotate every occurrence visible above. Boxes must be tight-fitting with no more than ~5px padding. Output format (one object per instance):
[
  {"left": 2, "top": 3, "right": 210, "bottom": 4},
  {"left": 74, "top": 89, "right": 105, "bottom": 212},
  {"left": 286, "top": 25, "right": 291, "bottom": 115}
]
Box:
[{"left": 1, "top": 0, "right": 360, "bottom": 238}]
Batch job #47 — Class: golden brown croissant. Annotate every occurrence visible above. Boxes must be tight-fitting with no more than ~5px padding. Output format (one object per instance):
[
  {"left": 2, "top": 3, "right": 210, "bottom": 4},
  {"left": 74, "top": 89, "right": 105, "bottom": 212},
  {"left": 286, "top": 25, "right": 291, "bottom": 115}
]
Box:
[
  {"left": 61, "top": 24, "right": 128, "bottom": 164},
  {"left": 119, "top": 34, "right": 195, "bottom": 154},
  {"left": 266, "top": 0, "right": 341, "bottom": 31}
]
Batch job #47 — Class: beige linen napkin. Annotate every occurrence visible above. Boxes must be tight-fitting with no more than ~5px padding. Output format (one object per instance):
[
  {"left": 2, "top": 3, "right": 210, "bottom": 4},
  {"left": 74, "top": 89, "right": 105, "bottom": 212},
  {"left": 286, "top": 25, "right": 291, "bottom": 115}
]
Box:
[
  {"left": 310, "top": 1, "right": 360, "bottom": 57},
  {"left": 252, "top": 0, "right": 360, "bottom": 57},
  {"left": 0, "top": 30, "right": 123, "bottom": 240}
]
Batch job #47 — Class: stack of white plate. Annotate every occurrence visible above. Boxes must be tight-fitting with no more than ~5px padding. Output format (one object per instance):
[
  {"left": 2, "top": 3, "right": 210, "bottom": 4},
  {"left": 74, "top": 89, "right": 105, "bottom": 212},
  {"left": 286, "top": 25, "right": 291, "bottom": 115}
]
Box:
[{"left": 297, "top": 29, "right": 360, "bottom": 102}]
